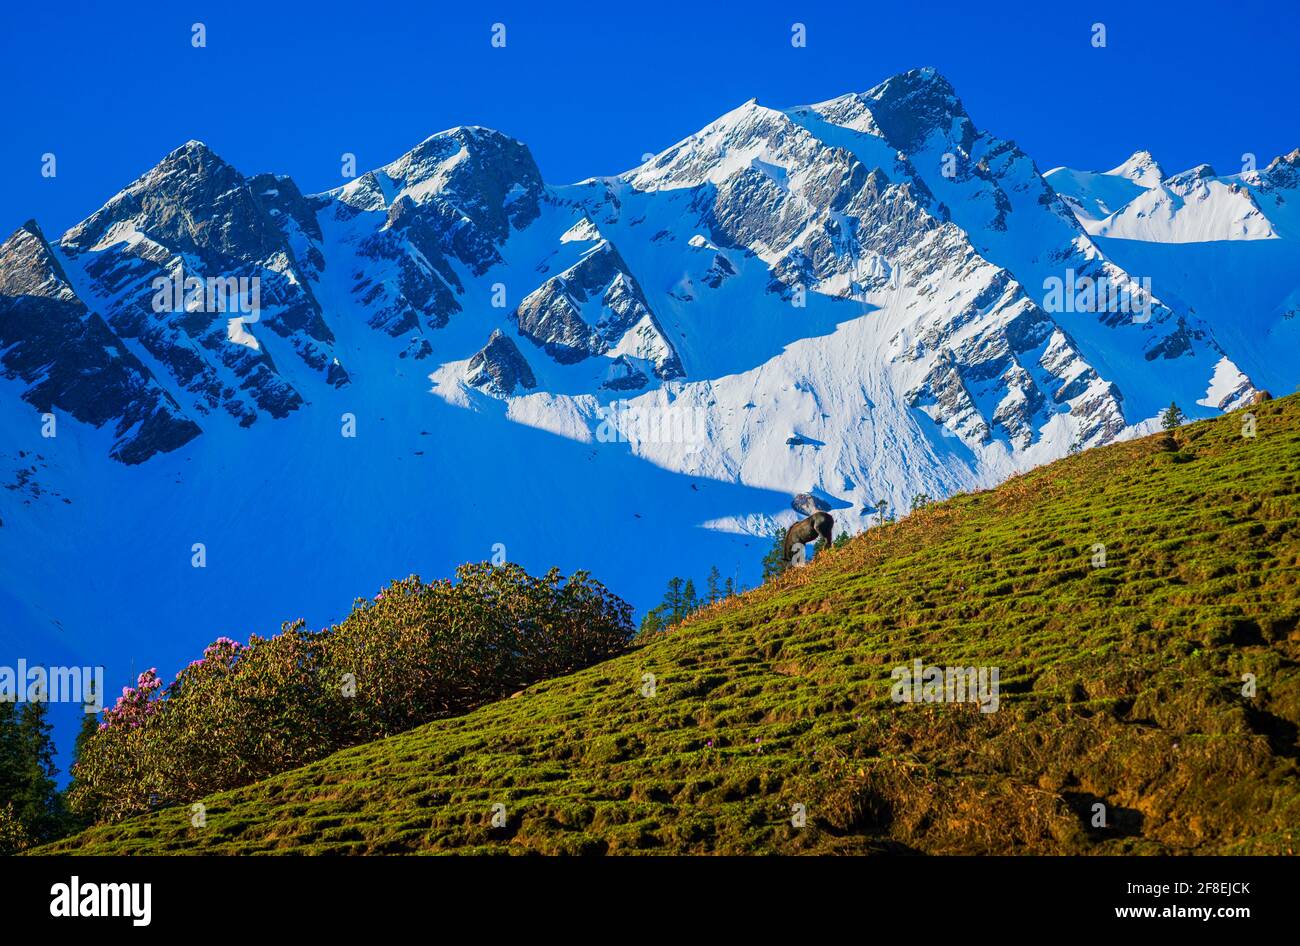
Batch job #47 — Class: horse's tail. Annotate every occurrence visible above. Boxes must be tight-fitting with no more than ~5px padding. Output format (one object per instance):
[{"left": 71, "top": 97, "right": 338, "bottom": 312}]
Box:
[{"left": 782, "top": 529, "right": 794, "bottom": 563}]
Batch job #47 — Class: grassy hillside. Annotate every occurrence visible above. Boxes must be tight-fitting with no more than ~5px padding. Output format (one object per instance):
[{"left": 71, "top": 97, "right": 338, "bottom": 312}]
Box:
[{"left": 42, "top": 398, "right": 1300, "bottom": 854}]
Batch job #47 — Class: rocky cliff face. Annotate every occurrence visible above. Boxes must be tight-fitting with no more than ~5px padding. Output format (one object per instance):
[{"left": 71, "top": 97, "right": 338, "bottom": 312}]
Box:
[
  {"left": 0, "top": 221, "right": 200, "bottom": 463},
  {"left": 321, "top": 127, "right": 545, "bottom": 341},
  {"left": 513, "top": 239, "right": 683, "bottom": 383}
]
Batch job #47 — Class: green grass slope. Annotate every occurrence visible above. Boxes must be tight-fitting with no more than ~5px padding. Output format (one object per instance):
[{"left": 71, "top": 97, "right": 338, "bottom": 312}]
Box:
[{"left": 43, "top": 398, "right": 1300, "bottom": 854}]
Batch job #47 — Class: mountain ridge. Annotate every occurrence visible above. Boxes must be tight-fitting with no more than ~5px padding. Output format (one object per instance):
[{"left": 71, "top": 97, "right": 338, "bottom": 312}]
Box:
[{"left": 9, "top": 68, "right": 1295, "bottom": 464}]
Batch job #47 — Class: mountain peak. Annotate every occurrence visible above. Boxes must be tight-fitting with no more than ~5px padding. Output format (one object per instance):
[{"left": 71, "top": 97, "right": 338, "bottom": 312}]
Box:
[
  {"left": 1165, "top": 163, "right": 1218, "bottom": 186},
  {"left": 465, "top": 328, "right": 537, "bottom": 396},
  {"left": 371, "top": 126, "right": 543, "bottom": 238},
  {"left": 157, "top": 139, "right": 221, "bottom": 164},
  {"left": 118, "top": 139, "right": 239, "bottom": 201},
  {"left": 1266, "top": 148, "right": 1300, "bottom": 171},
  {"left": 14, "top": 218, "right": 46, "bottom": 242},
  {"left": 709, "top": 96, "right": 782, "bottom": 128},
  {"left": 1108, "top": 150, "right": 1165, "bottom": 186},
  {"left": 858, "top": 66, "right": 967, "bottom": 152},
  {"left": 61, "top": 135, "right": 278, "bottom": 264},
  {"left": 1262, "top": 148, "right": 1300, "bottom": 190},
  {"left": 866, "top": 67, "right": 961, "bottom": 103},
  {"left": 1, "top": 218, "right": 69, "bottom": 292},
  {"left": 622, "top": 96, "right": 800, "bottom": 191},
  {"left": 391, "top": 125, "right": 528, "bottom": 169}
]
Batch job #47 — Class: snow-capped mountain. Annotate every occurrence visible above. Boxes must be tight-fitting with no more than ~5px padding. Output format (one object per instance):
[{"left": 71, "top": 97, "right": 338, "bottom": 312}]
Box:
[
  {"left": 58, "top": 141, "right": 347, "bottom": 427},
  {"left": 1047, "top": 146, "right": 1300, "bottom": 396},
  {"left": 2, "top": 69, "right": 1296, "bottom": 708},
  {"left": 1048, "top": 149, "right": 1283, "bottom": 242}
]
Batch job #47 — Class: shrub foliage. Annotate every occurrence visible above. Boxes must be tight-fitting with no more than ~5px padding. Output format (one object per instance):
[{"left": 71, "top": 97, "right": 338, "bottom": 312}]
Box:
[{"left": 69, "top": 563, "right": 632, "bottom": 822}]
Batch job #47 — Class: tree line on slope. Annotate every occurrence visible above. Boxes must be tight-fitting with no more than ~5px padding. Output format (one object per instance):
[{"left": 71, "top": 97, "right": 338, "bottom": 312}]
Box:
[{"left": 636, "top": 520, "right": 869, "bottom": 639}]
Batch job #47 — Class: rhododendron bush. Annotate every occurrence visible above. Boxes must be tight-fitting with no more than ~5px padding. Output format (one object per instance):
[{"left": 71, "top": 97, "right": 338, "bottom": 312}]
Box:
[{"left": 69, "top": 564, "right": 632, "bottom": 822}]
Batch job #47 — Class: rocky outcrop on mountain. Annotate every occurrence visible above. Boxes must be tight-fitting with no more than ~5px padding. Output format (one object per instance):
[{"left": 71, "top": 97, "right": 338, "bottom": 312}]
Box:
[
  {"left": 465, "top": 329, "right": 536, "bottom": 396},
  {"left": 791, "top": 492, "right": 832, "bottom": 516},
  {"left": 0, "top": 222, "right": 200, "bottom": 463},
  {"left": 376, "top": 127, "right": 543, "bottom": 240},
  {"left": 513, "top": 240, "right": 683, "bottom": 381},
  {"left": 632, "top": 99, "right": 884, "bottom": 293},
  {"left": 512, "top": 272, "right": 591, "bottom": 363},
  {"left": 249, "top": 173, "right": 326, "bottom": 282},
  {"left": 347, "top": 196, "right": 466, "bottom": 335},
  {"left": 602, "top": 355, "right": 649, "bottom": 391},
  {"left": 1263, "top": 149, "right": 1300, "bottom": 191},
  {"left": 849, "top": 66, "right": 974, "bottom": 155},
  {"left": 326, "top": 128, "right": 547, "bottom": 340},
  {"left": 700, "top": 251, "right": 736, "bottom": 289}
]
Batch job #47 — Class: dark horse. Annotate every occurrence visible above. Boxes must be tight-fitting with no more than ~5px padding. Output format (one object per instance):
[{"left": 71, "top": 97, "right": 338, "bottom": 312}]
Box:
[{"left": 783, "top": 511, "right": 834, "bottom": 564}]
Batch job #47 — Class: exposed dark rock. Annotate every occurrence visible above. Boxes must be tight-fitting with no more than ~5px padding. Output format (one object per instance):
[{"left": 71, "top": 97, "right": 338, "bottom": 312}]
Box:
[
  {"left": 513, "top": 241, "right": 683, "bottom": 379},
  {"left": 0, "top": 221, "right": 201, "bottom": 463},
  {"left": 326, "top": 359, "right": 350, "bottom": 388},
  {"left": 465, "top": 329, "right": 537, "bottom": 396},
  {"left": 791, "top": 492, "right": 832, "bottom": 516},
  {"left": 601, "top": 355, "right": 649, "bottom": 391}
]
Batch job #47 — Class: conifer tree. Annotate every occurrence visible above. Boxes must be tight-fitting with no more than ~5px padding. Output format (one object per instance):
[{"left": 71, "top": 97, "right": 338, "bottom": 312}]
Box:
[
  {"left": 0, "top": 802, "right": 30, "bottom": 855},
  {"left": 0, "top": 703, "right": 27, "bottom": 854},
  {"left": 680, "top": 580, "right": 698, "bottom": 620},
  {"left": 662, "top": 577, "right": 686, "bottom": 623},
  {"left": 15, "top": 701, "right": 61, "bottom": 843},
  {"left": 0, "top": 699, "right": 65, "bottom": 847},
  {"left": 706, "top": 566, "right": 722, "bottom": 605},
  {"left": 0, "top": 700, "right": 22, "bottom": 813},
  {"left": 1160, "top": 401, "right": 1186, "bottom": 431},
  {"left": 638, "top": 606, "right": 668, "bottom": 636},
  {"left": 761, "top": 530, "right": 788, "bottom": 581}
]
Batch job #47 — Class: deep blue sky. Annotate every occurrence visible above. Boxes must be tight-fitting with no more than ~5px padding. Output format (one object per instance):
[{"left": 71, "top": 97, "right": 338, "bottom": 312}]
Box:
[{"left": 1, "top": 1, "right": 1297, "bottom": 236}]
